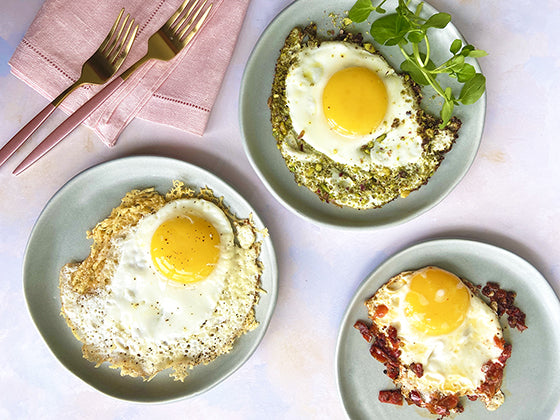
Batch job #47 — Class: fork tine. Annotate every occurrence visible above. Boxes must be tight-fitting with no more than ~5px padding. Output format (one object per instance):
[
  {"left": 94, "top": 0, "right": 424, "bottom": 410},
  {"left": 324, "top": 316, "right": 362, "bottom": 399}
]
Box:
[
  {"left": 170, "top": 0, "right": 202, "bottom": 32},
  {"left": 177, "top": 1, "right": 212, "bottom": 42},
  {"left": 105, "top": 13, "right": 130, "bottom": 58},
  {"left": 113, "top": 25, "right": 138, "bottom": 67},
  {"left": 109, "top": 22, "right": 138, "bottom": 67},
  {"left": 166, "top": 0, "right": 194, "bottom": 28},
  {"left": 98, "top": 8, "right": 125, "bottom": 52}
]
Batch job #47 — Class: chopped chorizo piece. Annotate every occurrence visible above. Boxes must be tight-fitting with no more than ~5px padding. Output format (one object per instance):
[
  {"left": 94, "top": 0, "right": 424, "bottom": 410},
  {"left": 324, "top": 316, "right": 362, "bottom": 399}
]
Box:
[
  {"left": 385, "top": 363, "right": 399, "bottom": 380},
  {"left": 482, "top": 282, "right": 527, "bottom": 332},
  {"left": 408, "top": 390, "right": 423, "bottom": 407},
  {"left": 353, "top": 320, "right": 373, "bottom": 342},
  {"left": 378, "top": 390, "right": 403, "bottom": 405},
  {"left": 374, "top": 304, "right": 389, "bottom": 318},
  {"left": 506, "top": 305, "right": 527, "bottom": 331},
  {"left": 478, "top": 361, "right": 505, "bottom": 399},
  {"left": 386, "top": 325, "right": 400, "bottom": 348},
  {"left": 493, "top": 335, "right": 512, "bottom": 364},
  {"left": 370, "top": 342, "right": 390, "bottom": 364},
  {"left": 407, "top": 391, "right": 463, "bottom": 417},
  {"left": 370, "top": 336, "right": 399, "bottom": 365},
  {"left": 410, "top": 362, "right": 424, "bottom": 378},
  {"left": 359, "top": 323, "right": 402, "bottom": 381},
  {"left": 437, "top": 394, "right": 460, "bottom": 412},
  {"left": 498, "top": 342, "right": 512, "bottom": 365},
  {"left": 493, "top": 335, "right": 504, "bottom": 349}
]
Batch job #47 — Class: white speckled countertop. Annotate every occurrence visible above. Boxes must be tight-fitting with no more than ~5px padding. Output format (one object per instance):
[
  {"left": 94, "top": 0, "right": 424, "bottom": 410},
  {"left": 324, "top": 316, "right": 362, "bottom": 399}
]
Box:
[{"left": 1, "top": 0, "right": 559, "bottom": 419}]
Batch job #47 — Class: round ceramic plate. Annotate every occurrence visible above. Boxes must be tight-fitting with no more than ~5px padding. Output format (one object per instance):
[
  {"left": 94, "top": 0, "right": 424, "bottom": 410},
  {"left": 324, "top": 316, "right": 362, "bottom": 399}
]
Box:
[
  {"left": 336, "top": 239, "right": 560, "bottom": 419},
  {"left": 23, "top": 156, "right": 278, "bottom": 402},
  {"left": 239, "top": 0, "right": 486, "bottom": 228}
]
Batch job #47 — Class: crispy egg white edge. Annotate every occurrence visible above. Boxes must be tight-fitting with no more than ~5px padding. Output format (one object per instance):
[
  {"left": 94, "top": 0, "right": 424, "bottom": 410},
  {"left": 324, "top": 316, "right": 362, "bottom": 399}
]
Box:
[{"left": 59, "top": 196, "right": 263, "bottom": 379}]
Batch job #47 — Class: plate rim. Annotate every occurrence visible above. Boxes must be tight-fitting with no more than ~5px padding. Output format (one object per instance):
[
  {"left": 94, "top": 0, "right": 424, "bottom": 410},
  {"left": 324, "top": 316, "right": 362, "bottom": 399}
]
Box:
[
  {"left": 239, "top": 0, "right": 486, "bottom": 229},
  {"left": 22, "top": 155, "right": 279, "bottom": 403},
  {"left": 334, "top": 238, "right": 560, "bottom": 419}
]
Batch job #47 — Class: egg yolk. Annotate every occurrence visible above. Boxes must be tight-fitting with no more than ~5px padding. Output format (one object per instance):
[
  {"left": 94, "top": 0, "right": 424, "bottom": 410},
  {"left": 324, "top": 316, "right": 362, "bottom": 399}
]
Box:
[
  {"left": 404, "top": 267, "right": 471, "bottom": 336},
  {"left": 322, "top": 66, "right": 388, "bottom": 137},
  {"left": 150, "top": 215, "right": 220, "bottom": 284}
]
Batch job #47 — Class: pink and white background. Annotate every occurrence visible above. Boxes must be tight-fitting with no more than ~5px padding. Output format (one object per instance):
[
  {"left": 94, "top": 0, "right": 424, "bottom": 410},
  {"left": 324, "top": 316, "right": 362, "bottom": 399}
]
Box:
[{"left": 0, "top": 0, "right": 559, "bottom": 418}]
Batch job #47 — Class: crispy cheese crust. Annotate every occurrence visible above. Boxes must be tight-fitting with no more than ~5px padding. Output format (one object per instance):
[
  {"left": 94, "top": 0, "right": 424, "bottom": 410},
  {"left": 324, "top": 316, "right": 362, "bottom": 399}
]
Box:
[{"left": 59, "top": 181, "right": 264, "bottom": 380}]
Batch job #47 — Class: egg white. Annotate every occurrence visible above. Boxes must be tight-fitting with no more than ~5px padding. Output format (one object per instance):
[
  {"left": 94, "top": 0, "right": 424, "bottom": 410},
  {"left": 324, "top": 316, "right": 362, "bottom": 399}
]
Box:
[
  {"left": 368, "top": 269, "right": 504, "bottom": 404},
  {"left": 103, "top": 198, "right": 235, "bottom": 342},
  {"left": 60, "top": 195, "right": 262, "bottom": 380},
  {"left": 270, "top": 26, "right": 463, "bottom": 209},
  {"left": 285, "top": 41, "right": 424, "bottom": 169}
]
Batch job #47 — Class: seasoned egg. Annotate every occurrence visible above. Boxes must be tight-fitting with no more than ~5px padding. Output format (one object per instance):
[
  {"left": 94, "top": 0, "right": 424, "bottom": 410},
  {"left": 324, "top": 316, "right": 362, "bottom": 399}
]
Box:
[
  {"left": 285, "top": 41, "right": 425, "bottom": 169},
  {"left": 367, "top": 267, "right": 506, "bottom": 410},
  {"left": 59, "top": 186, "right": 263, "bottom": 380},
  {"left": 100, "top": 198, "right": 234, "bottom": 341}
]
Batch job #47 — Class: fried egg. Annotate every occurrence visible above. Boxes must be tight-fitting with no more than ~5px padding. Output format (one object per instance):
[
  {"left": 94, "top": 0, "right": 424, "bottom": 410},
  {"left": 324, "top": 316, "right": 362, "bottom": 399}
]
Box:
[
  {"left": 59, "top": 185, "right": 263, "bottom": 380},
  {"left": 269, "top": 26, "right": 462, "bottom": 209},
  {"left": 366, "top": 266, "right": 508, "bottom": 412},
  {"left": 286, "top": 41, "right": 423, "bottom": 169}
]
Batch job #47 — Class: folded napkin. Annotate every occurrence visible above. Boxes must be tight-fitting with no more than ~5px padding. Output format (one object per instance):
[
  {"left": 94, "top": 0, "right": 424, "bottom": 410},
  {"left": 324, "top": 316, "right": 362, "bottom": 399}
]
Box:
[{"left": 9, "top": 0, "right": 250, "bottom": 146}]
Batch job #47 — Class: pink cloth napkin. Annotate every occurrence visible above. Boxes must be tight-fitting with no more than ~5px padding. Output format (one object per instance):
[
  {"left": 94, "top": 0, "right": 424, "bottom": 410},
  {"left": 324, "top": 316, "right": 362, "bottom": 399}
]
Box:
[{"left": 9, "top": 0, "right": 250, "bottom": 146}]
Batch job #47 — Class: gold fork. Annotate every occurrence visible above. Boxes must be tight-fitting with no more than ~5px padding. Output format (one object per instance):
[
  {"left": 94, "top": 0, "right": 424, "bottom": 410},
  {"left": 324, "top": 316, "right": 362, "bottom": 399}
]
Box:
[
  {"left": 13, "top": 0, "right": 214, "bottom": 176},
  {"left": 0, "top": 9, "right": 138, "bottom": 167}
]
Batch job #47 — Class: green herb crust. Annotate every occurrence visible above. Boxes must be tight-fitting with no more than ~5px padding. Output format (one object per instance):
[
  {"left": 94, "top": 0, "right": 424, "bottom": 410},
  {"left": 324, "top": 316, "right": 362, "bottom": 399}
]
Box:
[{"left": 268, "top": 24, "right": 462, "bottom": 209}]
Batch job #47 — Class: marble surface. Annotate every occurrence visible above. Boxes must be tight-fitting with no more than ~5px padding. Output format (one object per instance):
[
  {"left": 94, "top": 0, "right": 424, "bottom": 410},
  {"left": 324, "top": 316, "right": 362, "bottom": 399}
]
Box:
[{"left": 1, "top": 0, "right": 559, "bottom": 419}]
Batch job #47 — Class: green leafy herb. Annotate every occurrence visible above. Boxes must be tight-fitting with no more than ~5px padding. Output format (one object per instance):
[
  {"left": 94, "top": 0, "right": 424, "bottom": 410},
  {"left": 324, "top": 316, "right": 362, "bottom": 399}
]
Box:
[{"left": 348, "top": 0, "right": 487, "bottom": 128}]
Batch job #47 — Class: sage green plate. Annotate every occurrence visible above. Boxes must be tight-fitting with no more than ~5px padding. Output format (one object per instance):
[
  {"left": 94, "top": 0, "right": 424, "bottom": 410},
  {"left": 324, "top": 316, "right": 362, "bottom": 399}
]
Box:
[
  {"left": 23, "top": 156, "right": 278, "bottom": 402},
  {"left": 336, "top": 239, "right": 560, "bottom": 419},
  {"left": 239, "top": 0, "right": 486, "bottom": 228}
]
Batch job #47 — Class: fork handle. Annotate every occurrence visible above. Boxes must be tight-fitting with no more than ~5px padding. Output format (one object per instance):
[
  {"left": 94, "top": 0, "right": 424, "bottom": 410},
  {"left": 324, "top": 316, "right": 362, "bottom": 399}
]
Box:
[
  {"left": 13, "top": 76, "right": 125, "bottom": 176},
  {"left": 0, "top": 103, "right": 57, "bottom": 167}
]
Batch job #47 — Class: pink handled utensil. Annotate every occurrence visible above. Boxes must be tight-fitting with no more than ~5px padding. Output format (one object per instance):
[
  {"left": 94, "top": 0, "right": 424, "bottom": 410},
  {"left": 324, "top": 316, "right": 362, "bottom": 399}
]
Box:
[
  {"left": 0, "top": 9, "right": 137, "bottom": 167},
  {"left": 13, "top": 0, "right": 213, "bottom": 176}
]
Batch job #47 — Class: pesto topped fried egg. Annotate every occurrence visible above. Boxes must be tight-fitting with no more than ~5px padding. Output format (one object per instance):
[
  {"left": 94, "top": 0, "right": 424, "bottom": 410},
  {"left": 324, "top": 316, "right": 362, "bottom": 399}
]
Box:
[{"left": 269, "top": 25, "right": 462, "bottom": 209}]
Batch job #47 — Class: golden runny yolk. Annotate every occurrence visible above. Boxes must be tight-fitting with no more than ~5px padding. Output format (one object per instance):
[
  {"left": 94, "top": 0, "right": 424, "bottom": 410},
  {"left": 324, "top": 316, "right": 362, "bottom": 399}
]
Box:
[
  {"left": 150, "top": 215, "right": 220, "bottom": 284},
  {"left": 404, "top": 267, "right": 471, "bottom": 336},
  {"left": 322, "top": 66, "right": 388, "bottom": 137}
]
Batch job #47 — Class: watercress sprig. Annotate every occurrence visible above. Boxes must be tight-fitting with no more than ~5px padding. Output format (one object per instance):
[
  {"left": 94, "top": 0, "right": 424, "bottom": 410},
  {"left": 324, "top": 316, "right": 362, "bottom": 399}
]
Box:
[{"left": 348, "top": 0, "right": 487, "bottom": 128}]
